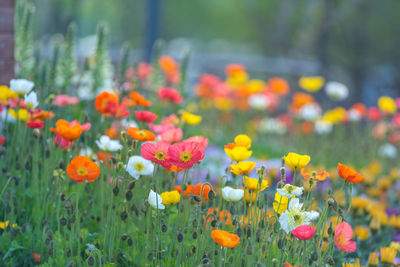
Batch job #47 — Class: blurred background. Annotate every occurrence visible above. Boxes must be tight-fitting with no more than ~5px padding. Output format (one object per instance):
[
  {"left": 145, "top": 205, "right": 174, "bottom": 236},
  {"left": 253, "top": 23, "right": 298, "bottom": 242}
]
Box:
[{"left": 30, "top": 0, "right": 400, "bottom": 105}]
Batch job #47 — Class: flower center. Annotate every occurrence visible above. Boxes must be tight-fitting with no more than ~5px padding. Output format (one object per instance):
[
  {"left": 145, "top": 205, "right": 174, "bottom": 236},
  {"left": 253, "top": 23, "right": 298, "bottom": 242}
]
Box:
[
  {"left": 77, "top": 167, "right": 88, "bottom": 176},
  {"left": 134, "top": 163, "right": 145, "bottom": 172},
  {"left": 138, "top": 130, "right": 146, "bottom": 137},
  {"left": 155, "top": 150, "right": 166, "bottom": 161},
  {"left": 337, "top": 236, "right": 345, "bottom": 245},
  {"left": 286, "top": 185, "right": 294, "bottom": 194},
  {"left": 180, "top": 151, "right": 192, "bottom": 162}
]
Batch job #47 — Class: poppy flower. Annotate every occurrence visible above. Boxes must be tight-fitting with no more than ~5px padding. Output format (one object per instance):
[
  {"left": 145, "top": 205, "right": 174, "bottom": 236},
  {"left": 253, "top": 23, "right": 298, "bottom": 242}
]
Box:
[
  {"left": 334, "top": 222, "right": 356, "bottom": 252},
  {"left": 50, "top": 120, "right": 90, "bottom": 141},
  {"left": 158, "top": 87, "right": 183, "bottom": 104},
  {"left": 337, "top": 163, "right": 364, "bottom": 184},
  {"left": 243, "top": 176, "right": 269, "bottom": 191},
  {"left": 94, "top": 91, "right": 119, "bottom": 117},
  {"left": 225, "top": 146, "right": 252, "bottom": 162},
  {"left": 284, "top": 153, "right": 311, "bottom": 170},
  {"left": 167, "top": 142, "right": 205, "bottom": 169},
  {"left": 298, "top": 76, "right": 325, "bottom": 93},
  {"left": 129, "top": 92, "right": 152, "bottom": 107},
  {"left": 193, "top": 183, "right": 214, "bottom": 200},
  {"left": 206, "top": 208, "right": 232, "bottom": 225},
  {"left": 291, "top": 225, "right": 316, "bottom": 240},
  {"left": 368, "top": 107, "right": 381, "bottom": 122},
  {"left": 127, "top": 127, "right": 156, "bottom": 142},
  {"left": 230, "top": 161, "right": 255, "bottom": 175},
  {"left": 135, "top": 111, "right": 158, "bottom": 123},
  {"left": 284, "top": 263, "right": 301, "bottom": 267},
  {"left": 174, "top": 184, "right": 194, "bottom": 197},
  {"left": 159, "top": 56, "right": 181, "bottom": 84},
  {"left": 181, "top": 111, "right": 202, "bottom": 125},
  {"left": 137, "top": 62, "right": 153, "bottom": 81},
  {"left": 66, "top": 155, "right": 100, "bottom": 183},
  {"left": 0, "top": 136, "right": 5, "bottom": 146},
  {"left": 27, "top": 121, "right": 44, "bottom": 129},
  {"left": 234, "top": 134, "right": 251, "bottom": 149},
  {"left": 301, "top": 168, "right": 329, "bottom": 181},
  {"left": 54, "top": 95, "right": 79, "bottom": 106},
  {"left": 268, "top": 77, "right": 290, "bottom": 95},
  {"left": 160, "top": 190, "right": 180, "bottom": 205},
  {"left": 211, "top": 229, "right": 240, "bottom": 248},
  {"left": 160, "top": 128, "right": 183, "bottom": 144},
  {"left": 141, "top": 142, "right": 171, "bottom": 169},
  {"left": 183, "top": 136, "right": 208, "bottom": 149},
  {"left": 378, "top": 96, "right": 397, "bottom": 115}
]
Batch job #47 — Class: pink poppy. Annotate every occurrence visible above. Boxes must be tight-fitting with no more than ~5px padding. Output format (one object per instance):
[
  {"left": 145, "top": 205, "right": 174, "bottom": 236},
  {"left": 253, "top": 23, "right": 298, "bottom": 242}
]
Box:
[
  {"left": 27, "top": 121, "right": 44, "bottom": 129},
  {"left": 71, "top": 120, "right": 91, "bottom": 131},
  {"left": 141, "top": 142, "right": 171, "bottom": 169},
  {"left": 148, "top": 123, "right": 174, "bottom": 134},
  {"left": 0, "top": 136, "right": 5, "bottom": 146},
  {"left": 368, "top": 107, "right": 381, "bottom": 122},
  {"left": 158, "top": 87, "right": 183, "bottom": 104},
  {"left": 54, "top": 135, "right": 72, "bottom": 150},
  {"left": 291, "top": 225, "right": 316, "bottom": 240},
  {"left": 183, "top": 136, "right": 208, "bottom": 149},
  {"left": 135, "top": 111, "right": 158, "bottom": 123},
  {"left": 137, "top": 62, "right": 153, "bottom": 82},
  {"left": 334, "top": 222, "right": 356, "bottom": 253},
  {"left": 54, "top": 95, "right": 79, "bottom": 107},
  {"left": 162, "top": 114, "right": 180, "bottom": 125},
  {"left": 160, "top": 128, "right": 183, "bottom": 144},
  {"left": 392, "top": 113, "right": 400, "bottom": 127},
  {"left": 167, "top": 142, "right": 205, "bottom": 169}
]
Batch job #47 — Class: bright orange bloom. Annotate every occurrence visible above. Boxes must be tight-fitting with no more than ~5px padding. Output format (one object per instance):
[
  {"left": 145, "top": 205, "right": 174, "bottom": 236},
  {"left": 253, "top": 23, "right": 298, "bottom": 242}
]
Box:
[
  {"left": 211, "top": 229, "right": 240, "bottom": 248},
  {"left": 337, "top": 163, "right": 365, "bottom": 184},
  {"left": 224, "top": 143, "right": 236, "bottom": 150},
  {"left": 168, "top": 165, "right": 184, "bottom": 172},
  {"left": 205, "top": 207, "right": 232, "bottom": 225},
  {"left": 66, "top": 155, "right": 100, "bottom": 183},
  {"left": 129, "top": 92, "right": 152, "bottom": 107},
  {"left": 193, "top": 183, "right": 214, "bottom": 200},
  {"left": 94, "top": 91, "right": 119, "bottom": 117},
  {"left": 159, "top": 55, "right": 179, "bottom": 74},
  {"left": 50, "top": 119, "right": 83, "bottom": 141},
  {"left": 290, "top": 92, "right": 314, "bottom": 112},
  {"left": 284, "top": 263, "right": 301, "bottom": 267},
  {"left": 105, "top": 127, "right": 118, "bottom": 139},
  {"left": 301, "top": 168, "right": 329, "bottom": 181},
  {"left": 127, "top": 127, "right": 156, "bottom": 141},
  {"left": 268, "top": 77, "right": 290, "bottom": 96},
  {"left": 174, "top": 184, "right": 194, "bottom": 197}
]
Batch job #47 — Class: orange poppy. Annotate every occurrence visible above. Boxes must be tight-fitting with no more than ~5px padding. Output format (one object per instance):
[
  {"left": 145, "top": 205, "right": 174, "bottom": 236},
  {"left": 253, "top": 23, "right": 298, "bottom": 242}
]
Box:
[
  {"left": 206, "top": 207, "right": 231, "bottom": 225},
  {"left": 127, "top": 127, "right": 156, "bottom": 141},
  {"left": 193, "top": 183, "right": 214, "bottom": 200},
  {"left": 159, "top": 55, "right": 179, "bottom": 74},
  {"left": 301, "top": 121, "right": 313, "bottom": 135},
  {"left": 168, "top": 165, "right": 184, "bottom": 172},
  {"left": 301, "top": 168, "right": 329, "bottom": 181},
  {"left": 105, "top": 127, "right": 118, "bottom": 139},
  {"left": 174, "top": 184, "right": 194, "bottom": 197},
  {"left": 94, "top": 91, "right": 119, "bottom": 117},
  {"left": 30, "top": 110, "right": 54, "bottom": 121},
  {"left": 211, "top": 229, "right": 240, "bottom": 248},
  {"left": 66, "top": 155, "right": 100, "bottom": 183},
  {"left": 284, "top": 263, "right": 301, "bottom": 267},
  {"left": 337, "top": 163, "right": 365, "bottom": 184},
  {"left": 290, "top": 92, "right": 314, "bottom": 112},
  {"left": 268, "top": 77, "right": 290, "bottom": 96},
  {"left": 50, "top": 119, "right": 83, "bottom": 141},
  {"left": 129, "top": 92, "right": 152, "bottom": 107},
  {"left": 224, "top": 143, "right": 236, "bottom": 150}
]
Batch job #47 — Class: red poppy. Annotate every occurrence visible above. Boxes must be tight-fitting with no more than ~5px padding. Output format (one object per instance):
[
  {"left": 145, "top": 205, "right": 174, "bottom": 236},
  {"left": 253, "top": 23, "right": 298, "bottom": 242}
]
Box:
[{"left": 135, "top": 111, "right": 158, "bottom": 123}]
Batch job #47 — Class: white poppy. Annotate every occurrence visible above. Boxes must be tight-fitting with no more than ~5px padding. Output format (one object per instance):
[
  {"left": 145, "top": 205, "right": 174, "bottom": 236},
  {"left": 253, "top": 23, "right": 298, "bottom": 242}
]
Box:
[
  {"left": 378, "top": 143, "right": 397, "bottom": 159},
  {"left": 79, "top": 147, "right": 95, "bottom": 158},
  {"left": 96, "top": 136, "right": 122, "bottom": 152},
  {"left": 126, "top": 156, "right": 154, "bottom": 179},
  {"left": 10, "top": 79, "right": 34, "bottom": 95},
  {"left": 248, "top": 94, "right": 269, "bottom": 110},
  {"left": 148, "top": 190, "right": 165, "bottom": 210},
  {"left": 325, "top": 81, "right": 349, "bottom": 101},
  {"left": 277, "top": 184, "right": 303, "bottom": 198},
  {"left": 24, "top": 91, "right": 39, "bottom": 109},
  {"left": 279, "top": 198, "right": 319, "bottom": 233},
  {"left": 299, "top": 103, "right": 321, "bottom": 121},
  {"left": 221, "top": 186, "right": 244, "bottom": 202},
  {"left": 314, "top": 120, "right": 333, "bottom": 135}
]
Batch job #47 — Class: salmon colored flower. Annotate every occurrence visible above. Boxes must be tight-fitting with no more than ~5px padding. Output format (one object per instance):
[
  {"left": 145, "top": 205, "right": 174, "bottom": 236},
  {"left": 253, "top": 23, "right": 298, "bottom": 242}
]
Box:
[
  {"left": 230, "top": 161, "right": 255, "bottom": 175},
  {"left": 284, "top": 153, "right": 311, "bottom": 170},
  {"left": 168, "top": 142, "right": 205, "bottom": 169},
  {"left": 66, "top": 155, "right": 100, "bottom": 183},
  {"left": 334, "top": 222, "right": 356, "bottom": 252},
  {"left": 141, "top": 142, "right": 171, "bottom": 169},
  {"left": 129, "top": 92, "right": 152, "bottom": 107},
  {"left": 268, "top": 77, "right": 290, "bottom": 96},
  {"left": 127, "top": 127, "right": 156, "bottom": 141},
  {"left": 158, "top": 87, "right": 183, "bottom": 104},
  {"left": 174, "top": 184, "right": 194, "bottom": 197},
  {"left": 337, "top": 163, "right": 365, "bottom": 184},
  {"left": 225, "top": 146, "right": 252, "bottom": 162},
  {"left": 193, "top": 183, "right": 214, "bottom": 200},
  {"left": 50, "top": 119, "right": 90, "bottom": 141},
  {"left": 54, "top": 95, "right": 79, "bottom": 106},
  {"left": 183, "top": 136, "right": 208, "bottom": 149},
  {"left": 135, "top": 110, "right": 158, "bottom": 123},
  {"left": 160, "top": 128, "right": 183, "bottom": 143},
  {"left": 211, "top": 230, "right": 240, "bottom": 248},
  {"left": 291, "top": 225, "right": 316, "bottom": 240},
  {"left": 137, "top": 62, "right": 153, "bottom": 81}
]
